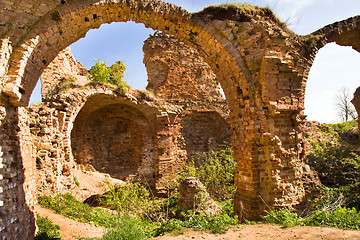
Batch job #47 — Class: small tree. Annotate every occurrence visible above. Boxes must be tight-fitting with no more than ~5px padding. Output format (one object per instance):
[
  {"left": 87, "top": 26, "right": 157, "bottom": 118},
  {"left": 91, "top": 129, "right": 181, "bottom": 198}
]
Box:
[{"left": 336, "top": 88, "right": 357, "bottom": 122}]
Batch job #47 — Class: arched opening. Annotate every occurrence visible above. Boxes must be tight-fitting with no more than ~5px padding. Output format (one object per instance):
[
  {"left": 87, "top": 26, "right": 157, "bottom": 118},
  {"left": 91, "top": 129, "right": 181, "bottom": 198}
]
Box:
[
  {"left": 305, "top": 42, "right": 360, "bottom": 123},
  {"left": 3, "top": 0, "right": 311, "bottom": 227},
  {"left": 71, "top": 94, "right": 155, "bottom": 181}
]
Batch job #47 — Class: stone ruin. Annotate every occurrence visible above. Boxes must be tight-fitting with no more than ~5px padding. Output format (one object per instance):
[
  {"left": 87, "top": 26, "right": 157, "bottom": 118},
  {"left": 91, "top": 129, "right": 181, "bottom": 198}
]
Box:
[
  {"left": 1, "top": 1, "right": 360, "bottom": 238},
  {"left": 351, "top": 87, "right": 360, "bottom": 134},
  {"left": 27, "top": 32, "right": 231, "bottom": 201}
]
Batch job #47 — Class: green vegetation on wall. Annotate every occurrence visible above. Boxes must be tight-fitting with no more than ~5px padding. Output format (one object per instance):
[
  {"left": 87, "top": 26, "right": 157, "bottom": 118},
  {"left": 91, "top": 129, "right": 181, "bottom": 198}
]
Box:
[{"left": 88, "top": 59, "right": 127, "bottom": 90}]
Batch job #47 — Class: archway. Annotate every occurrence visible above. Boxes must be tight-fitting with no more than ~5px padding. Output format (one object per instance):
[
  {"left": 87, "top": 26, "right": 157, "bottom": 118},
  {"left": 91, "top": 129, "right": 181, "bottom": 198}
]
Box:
[
  {"left": 4, "top": 1, "right": 262, "bottom": 220},
  {"left": 71, "top": 94, "right": 156, "bottom": 183},
  {"left": 305, "top": 43, "right": 360, "bottom": 123},
  {"left": 5, "top": 3, "right": 351, "bottom": 237}
]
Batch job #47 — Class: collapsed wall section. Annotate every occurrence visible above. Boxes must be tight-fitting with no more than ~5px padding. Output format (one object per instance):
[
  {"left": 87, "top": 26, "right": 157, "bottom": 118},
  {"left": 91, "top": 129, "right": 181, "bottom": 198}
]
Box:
[
  {"left": 40, "top": 47, "right": 88, "bottom": 99},
  {"left": 143, "top": 32, "right": 224, "bottom": 101}
]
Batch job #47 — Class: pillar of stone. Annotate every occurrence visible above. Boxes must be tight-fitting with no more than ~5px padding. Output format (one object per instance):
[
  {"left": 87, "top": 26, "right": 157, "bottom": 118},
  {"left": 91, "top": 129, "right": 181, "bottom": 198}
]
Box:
[{"left": 351, "top": 86, "right": 360, "bottom": 135}]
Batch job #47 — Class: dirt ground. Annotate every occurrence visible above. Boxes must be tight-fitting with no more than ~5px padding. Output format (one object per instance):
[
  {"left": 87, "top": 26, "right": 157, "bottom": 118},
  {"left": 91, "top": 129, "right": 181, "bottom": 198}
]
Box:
[
  {"left": 35, "top": 205, "right": 360, "bottom": 240},
  {"left": 153, "top": 224, "right": 360, "bottom": 240},
  {"left": 35, "top": 205, "right": 104, "bottom": 240}
]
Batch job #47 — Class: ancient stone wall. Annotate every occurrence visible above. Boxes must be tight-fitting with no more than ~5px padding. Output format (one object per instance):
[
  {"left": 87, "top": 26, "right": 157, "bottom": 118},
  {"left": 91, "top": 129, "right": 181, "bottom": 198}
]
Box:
[
  {"left": 0, "top": 96, "right": 36, "bottom": 239},
  {"left": 1, "top": 0, "right": 360, "bottom": 237},
  {"left": 351, "top": 86, "right": 360, "bottom": 135},
  {"left": 40, "top": 47, "right": 88, "bottom": 99},
  {"left": 144, "top": 32, "right": 223, "bottom": 101}
]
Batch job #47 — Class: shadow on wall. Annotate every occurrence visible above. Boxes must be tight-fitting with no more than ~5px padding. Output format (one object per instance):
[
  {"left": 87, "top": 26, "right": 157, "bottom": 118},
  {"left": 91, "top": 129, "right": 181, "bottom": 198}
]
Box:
[
  {"left": 181, "top": 111, "right": 231, "bottom": 161},
  {"left": 71, "top": 96, "right": 155, "bottom": 182},
  {"left": 0, "top": 99, "right": 36, "bottom": 239}
]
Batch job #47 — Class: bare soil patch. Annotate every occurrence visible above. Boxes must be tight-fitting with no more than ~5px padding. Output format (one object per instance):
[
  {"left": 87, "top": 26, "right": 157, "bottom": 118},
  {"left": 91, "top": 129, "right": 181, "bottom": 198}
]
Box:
[
  {"left": 35, "top": 205, "right": 360, "bottom": 240},
  {"left": 153, "top": 224, "right": 360, "bottom": 240},
  {"left": 35, "top": 205, "right": 104, "bottom": 240}
]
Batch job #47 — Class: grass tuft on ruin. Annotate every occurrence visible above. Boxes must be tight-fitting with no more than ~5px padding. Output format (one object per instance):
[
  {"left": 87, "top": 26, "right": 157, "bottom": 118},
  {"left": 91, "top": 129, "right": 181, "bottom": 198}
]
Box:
[{"left": 88, "top": 59, "right": 128, "bottom": 91}]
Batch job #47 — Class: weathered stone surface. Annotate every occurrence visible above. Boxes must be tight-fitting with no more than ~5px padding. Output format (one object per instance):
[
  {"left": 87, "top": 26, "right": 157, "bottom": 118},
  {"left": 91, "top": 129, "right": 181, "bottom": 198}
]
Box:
[
  {"left": 0, "top": 0, "right": 359, "bottom": 237},
  {"left": 40, "top": 47, "right": 88, "bottom": 99},
  {"left": 0, "top": 96, "right": 36, "bottom": 240},
  {"left": 178, "top": 177, "right": 221, "bottom": 216},
  {"left": 351, "top": 86, "right": 360, "bottom": 135},
  {"left": 144, "top": 32, "right": 223, "bottom": 101}
]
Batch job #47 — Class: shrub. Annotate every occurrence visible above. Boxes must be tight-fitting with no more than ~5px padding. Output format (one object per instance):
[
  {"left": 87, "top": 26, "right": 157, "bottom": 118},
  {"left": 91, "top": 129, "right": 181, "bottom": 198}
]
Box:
[
  {"left": 98, "top": 181, "right": 152, "bottom": 216},
  {"left": 35, "top": 215, "right": 62, "bottom": 240},
  {"left": 102, "top": 215, "right": 146, "bottom": 240},
  {"left": 305, "top": 120, "right": 360, "bottom": 210},
  {"left": 88, "top": 59, "right": 127, "bottom": 90},
  {"left": 180, "top": 147, "right": 237, "bottom": 201}
]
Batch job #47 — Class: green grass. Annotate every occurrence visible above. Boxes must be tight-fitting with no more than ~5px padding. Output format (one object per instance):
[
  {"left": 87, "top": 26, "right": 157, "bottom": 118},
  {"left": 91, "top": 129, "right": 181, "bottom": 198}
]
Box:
[
  {"left": 305, "top": 120, "right": 360, "bottom": 209},
  {"left": 264, "top": 207, "right": 360, "bottom": 230},
  {"left": 35, "top": 215, "right": 62, "bottom": 240},
  {"left": 327, "top": 119, "right": 358, "bottom": 134},
  {"left": 38, "top": 193, "right": 121, "bottom": 228}
]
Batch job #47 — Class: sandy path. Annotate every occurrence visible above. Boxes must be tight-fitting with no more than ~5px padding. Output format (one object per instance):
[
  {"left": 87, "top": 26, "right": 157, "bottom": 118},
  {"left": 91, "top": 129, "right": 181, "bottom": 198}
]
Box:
[
  {"left": 35, "top": 205, "right": 360, "bottom": 240},
  {"left": 153, "top": 224, "right": 360, "bottom": 240},
  {"left": 35, "top": 205, "right": 104, "bottom": 240}
]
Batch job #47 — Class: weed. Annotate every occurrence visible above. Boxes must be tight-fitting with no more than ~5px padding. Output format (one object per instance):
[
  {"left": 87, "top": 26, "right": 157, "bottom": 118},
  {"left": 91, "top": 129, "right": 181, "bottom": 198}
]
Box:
[
  {"left": 88, "top": 59, "right": 127, "bottom": 90},
  {"left": 59, "top": 77, "right": 76, "bottom": 92},
  {"left": 179, "top": 147, "right": 237, "bottom": 201},
  {"left": 264, "top": 207, "right": 360, "bottom": 230},
  {"left": 35, "top": 215, "right": 61, "bottom": 240},
  {"left": 73, "top": 176, "right": 80, "bottom": 187},
  {"left": 102, "top": 216, "right": 146, "bottom": 240}
]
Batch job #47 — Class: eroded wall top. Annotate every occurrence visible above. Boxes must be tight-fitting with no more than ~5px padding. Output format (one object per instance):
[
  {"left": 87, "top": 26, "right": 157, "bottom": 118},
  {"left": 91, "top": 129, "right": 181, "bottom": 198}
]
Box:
[
  {"left": 40, "top": 47, "right": 88, "bottom": 99},
  {"left": 143, "top": 32, "right": 224, "bottom": 101}
]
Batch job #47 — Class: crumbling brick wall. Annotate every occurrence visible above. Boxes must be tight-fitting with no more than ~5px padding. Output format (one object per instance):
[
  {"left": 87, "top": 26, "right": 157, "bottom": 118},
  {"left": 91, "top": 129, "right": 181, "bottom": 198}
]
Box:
[
  {"left": 0, "top": 96, "right": 36, "bottom": 240},
  {"left": 143, "top": 32, "right": 224, "bottom": 101},
  {"left": 27, "top": 33, "right": 231, "bottom": 198},
  {"left": 351, "top": 86, "right": 360, "bottom": 135},
  {"left": 1, "top": 0, "right": 360, "bottom": 237}
]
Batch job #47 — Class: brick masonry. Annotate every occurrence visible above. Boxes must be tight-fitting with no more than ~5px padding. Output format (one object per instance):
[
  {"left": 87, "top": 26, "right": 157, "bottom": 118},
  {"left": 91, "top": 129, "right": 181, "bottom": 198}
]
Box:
[
  {"left": 0, "top": 1, "right": 359, "bottom": 239},
  {"left": 351, "top": 87, "right": 360, "bottom": 134}
]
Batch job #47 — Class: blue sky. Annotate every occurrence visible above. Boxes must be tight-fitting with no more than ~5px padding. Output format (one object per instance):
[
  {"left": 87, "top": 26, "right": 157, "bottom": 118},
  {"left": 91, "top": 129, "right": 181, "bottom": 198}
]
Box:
[{"left": 30, "top": 0, "right": 360, "bottom": 123}]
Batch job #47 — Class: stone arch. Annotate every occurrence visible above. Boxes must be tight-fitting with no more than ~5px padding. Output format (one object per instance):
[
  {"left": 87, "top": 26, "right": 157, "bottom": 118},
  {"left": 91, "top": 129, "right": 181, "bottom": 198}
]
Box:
[
  {"left": 4, "top": 2, "right": 351, "bottom": 231},
  {"left": 3, "top": 1, "right": 279, "bottom": 221},
  {"left": 300, "top": 16, "right": 360, "bottom": 99},
  {"left": 295, "top": 16, "right": 360, "bottom": 123},
  {"left": 71, "top": 94, "right": 155, "bottom": 181},
  {"left": 4, "top": 1, "right": 253, "bottom": 107}
]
